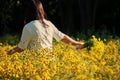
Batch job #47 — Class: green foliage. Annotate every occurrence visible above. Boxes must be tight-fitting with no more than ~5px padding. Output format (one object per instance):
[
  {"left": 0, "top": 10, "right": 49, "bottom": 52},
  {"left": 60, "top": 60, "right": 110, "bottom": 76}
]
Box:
[
  {"left": 84, "top": 40, "right": 94, "bottom": 50},
  {"left": 115, "top": 39, "right": 120, "bottom": 54},
  {"left": 0, "top": 34, "right": 19, "bottom": 45}
]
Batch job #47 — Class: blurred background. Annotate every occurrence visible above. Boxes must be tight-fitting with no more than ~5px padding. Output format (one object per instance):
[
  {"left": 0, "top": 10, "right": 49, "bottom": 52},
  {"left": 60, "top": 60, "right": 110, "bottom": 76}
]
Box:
[{"left": 0, "top": 0, "right": 120, "bottom": 38}]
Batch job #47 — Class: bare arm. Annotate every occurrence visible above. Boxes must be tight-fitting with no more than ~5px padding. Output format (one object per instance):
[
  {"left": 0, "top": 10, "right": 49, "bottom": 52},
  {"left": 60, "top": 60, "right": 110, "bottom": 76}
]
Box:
[
  {"left": 61, "top": 35, "right": 84, "bottom": 49},
  {"left": 7, "top": 47, "right": 24, "bottom": 55}
]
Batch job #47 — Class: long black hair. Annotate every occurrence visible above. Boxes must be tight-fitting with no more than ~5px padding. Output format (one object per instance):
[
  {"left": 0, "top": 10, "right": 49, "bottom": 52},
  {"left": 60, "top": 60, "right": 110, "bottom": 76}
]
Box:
[{"left": 24, "top": 0, "right": 46, "bottom": 25}]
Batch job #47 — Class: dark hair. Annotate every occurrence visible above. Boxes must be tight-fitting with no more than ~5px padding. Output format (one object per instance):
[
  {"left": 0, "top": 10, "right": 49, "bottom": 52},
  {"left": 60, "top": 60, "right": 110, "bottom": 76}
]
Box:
[{"left": 24, "top": 0, "right": 46, "bottom": 25}]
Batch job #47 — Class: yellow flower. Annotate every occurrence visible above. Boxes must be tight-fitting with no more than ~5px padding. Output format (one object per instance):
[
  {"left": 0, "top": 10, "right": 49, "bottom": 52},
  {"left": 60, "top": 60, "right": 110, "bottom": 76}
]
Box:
[
  {"left": 0, "top": 43, "right": 2, "bottom": 46},
  {"left": 0, "top": 35, "right": 120, "bottom": 79},
  {"left": 93, "top": 65, "right": 99, "bottom": 71},
  {"left": 35, "top": 75, "right": 42, "bottom": 80},
  {"left": 100, "top": 61, "right": 106, "bottom": 66}
]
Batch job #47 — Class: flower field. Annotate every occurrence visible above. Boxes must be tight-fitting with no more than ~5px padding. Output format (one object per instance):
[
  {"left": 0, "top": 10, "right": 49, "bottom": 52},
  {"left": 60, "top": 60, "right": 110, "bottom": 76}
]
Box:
[{"left": 0, "top": 36, "right": 120, "bottom": 80}]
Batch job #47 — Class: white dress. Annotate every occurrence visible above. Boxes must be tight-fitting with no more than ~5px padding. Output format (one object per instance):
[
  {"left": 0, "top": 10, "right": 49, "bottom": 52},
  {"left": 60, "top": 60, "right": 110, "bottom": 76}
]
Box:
[{"left": 18, "top": 19, "right": 65, "bottom": 50}]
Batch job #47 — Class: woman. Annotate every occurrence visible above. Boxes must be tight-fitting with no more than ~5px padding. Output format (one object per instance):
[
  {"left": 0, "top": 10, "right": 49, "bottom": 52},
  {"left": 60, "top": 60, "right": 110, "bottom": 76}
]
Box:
[{"left": 8, "top": 0, "right": 84, "bottom": 54}]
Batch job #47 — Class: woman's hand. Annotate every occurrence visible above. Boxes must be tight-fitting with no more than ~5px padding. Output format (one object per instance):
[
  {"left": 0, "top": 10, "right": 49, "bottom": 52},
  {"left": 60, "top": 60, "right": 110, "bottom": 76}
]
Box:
[
  {"left": 75, "top": 42, "right": 84, "bottom": 49},
  {"left": 7, "top": 47, "right": 24, "bottom": 55},
  {"left": 8, "top": 49, "right": 15, "bottom": 55}
]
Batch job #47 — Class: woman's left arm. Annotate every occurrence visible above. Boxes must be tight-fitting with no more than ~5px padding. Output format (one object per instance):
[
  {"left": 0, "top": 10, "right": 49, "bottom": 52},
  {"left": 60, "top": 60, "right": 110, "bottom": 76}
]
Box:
[{"left": 61, "top": 35, "right": 84, "bottom": 49}]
